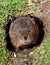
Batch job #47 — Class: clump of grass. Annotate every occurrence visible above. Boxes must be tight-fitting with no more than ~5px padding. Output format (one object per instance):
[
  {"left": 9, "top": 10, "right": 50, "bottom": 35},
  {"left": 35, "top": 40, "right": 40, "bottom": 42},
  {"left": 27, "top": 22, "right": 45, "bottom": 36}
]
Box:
[
  {"left": 0, "top": 48, "right": 9, "bottom": 65},
  {"left": 0, "top": 0, "right": 27, "bottom": 24}
]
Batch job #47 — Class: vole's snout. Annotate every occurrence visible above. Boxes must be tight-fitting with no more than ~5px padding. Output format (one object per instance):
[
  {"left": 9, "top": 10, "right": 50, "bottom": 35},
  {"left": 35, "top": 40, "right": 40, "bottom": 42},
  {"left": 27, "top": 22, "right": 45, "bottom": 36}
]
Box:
[
  {"left": 21, "top": 29, "right": 29, "bottom": 41},
  {"left": 24, "top": 36, "right": 28, "bottom": 40}
]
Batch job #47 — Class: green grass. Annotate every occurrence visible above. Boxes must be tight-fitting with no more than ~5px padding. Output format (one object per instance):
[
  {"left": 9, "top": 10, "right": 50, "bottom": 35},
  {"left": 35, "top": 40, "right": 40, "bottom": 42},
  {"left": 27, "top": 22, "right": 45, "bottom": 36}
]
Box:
[
  {"left": 0, "top": 0, "right": 50, "bottom": 65},
  {"left": 32, "top": 38, "right": 50, "bottom": 65},
  {"left": 0, "top": 0, "right": 27, "bottom": 24}
]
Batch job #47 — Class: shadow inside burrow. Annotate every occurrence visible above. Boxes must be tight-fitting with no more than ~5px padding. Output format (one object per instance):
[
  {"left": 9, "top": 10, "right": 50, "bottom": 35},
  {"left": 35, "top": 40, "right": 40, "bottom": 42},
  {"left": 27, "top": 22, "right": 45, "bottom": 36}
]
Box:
[
  {"left": 5, "top": 21, "right": 14, "bottom": 51},
  {"left": 5, "top": 15, "right": 16, "bottom": 51},
  {"left": 5, "top": 14, "right": 45, "bottom": 51}
]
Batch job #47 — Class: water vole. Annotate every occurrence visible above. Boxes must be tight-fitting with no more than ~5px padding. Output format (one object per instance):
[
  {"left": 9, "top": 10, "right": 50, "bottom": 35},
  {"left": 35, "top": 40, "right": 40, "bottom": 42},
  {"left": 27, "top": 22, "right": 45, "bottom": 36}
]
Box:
[{"left": 9, "top": 16, "right": 39, "bottom": 51}]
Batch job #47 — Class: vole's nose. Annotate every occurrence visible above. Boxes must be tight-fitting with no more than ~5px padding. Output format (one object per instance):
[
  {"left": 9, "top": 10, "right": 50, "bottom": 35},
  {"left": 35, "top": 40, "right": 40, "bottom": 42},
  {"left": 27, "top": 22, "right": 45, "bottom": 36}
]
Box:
[{"left": 24, "top": 36, "right": 27, "bottom": 40}]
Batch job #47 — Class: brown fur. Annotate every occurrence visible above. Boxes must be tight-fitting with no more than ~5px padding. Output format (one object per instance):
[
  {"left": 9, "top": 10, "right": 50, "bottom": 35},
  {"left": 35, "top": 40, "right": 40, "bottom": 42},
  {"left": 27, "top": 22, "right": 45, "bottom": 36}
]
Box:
[{"left": 9, "top": 16, "right": 39, "bottom": 50}]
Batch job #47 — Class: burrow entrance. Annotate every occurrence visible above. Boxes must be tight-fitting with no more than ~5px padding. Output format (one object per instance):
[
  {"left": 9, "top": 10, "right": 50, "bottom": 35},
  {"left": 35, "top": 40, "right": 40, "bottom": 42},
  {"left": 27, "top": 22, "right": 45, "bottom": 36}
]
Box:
[{"left": 5, "top": 14, "right": 44, "bottom": 51}]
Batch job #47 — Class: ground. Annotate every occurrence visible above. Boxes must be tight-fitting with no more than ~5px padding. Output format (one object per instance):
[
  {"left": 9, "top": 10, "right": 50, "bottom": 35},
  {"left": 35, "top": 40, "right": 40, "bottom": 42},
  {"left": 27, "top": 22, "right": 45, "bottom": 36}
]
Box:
[{"left": 0, "top": 0, "right": 50, "bottom": 65}]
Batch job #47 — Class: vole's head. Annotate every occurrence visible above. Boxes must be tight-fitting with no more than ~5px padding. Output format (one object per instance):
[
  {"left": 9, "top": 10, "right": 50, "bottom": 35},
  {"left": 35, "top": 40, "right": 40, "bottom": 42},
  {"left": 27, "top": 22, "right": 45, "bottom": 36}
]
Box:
[{"left": 9, "top": 16, "right": 39, "bottom": 49}]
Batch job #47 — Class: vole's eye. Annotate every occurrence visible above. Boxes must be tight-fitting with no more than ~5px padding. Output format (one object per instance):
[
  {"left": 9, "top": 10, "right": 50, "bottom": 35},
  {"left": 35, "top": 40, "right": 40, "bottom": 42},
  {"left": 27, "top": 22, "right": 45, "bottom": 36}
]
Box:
[
  {"left": 28, "top": 27, "right": 32, "bottom": 32},
  {"left": 28, "top": 30, "right": 30, "bottom": 32},
  {"left": 21, "top": 22, "right": 22, "bottom": 24},
  {"left": 19, "top": 31, "right": 20, "bottom": 33},
  {"left": 19, "top": 30, "right": 21, "bottom": 33},
  {"left": 30, "top": 27, "right": 32, "bottom": 30}
]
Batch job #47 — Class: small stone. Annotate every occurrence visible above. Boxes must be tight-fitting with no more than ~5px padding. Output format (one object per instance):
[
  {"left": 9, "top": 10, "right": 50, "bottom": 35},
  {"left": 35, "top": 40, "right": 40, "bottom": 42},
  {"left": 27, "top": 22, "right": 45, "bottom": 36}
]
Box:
[
  {"left": 29, "top": 52, "right": 33, "bottom": 56},
  {"left": 14, "top": 53, "right": 16, "bottom": 58}
]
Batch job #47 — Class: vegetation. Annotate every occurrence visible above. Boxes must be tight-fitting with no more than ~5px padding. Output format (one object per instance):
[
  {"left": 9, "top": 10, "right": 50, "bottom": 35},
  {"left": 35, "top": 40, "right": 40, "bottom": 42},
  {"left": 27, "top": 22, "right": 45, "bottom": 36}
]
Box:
[{"left": 0, "top": 0, "right": 50, "bottom": 65}]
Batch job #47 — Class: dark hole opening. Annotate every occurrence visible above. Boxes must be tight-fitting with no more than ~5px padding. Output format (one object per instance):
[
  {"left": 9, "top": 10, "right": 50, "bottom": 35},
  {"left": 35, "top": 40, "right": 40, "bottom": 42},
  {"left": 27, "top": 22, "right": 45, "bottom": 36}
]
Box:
[
  {"left": 5, "top": 15, "right": 44, "bottom": 51},
  {"left": 33, "top": 16, "right": 44, "bottom": 44},
  {"left": 5, "top": 20, "right": 15, "bottom": 51}
]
